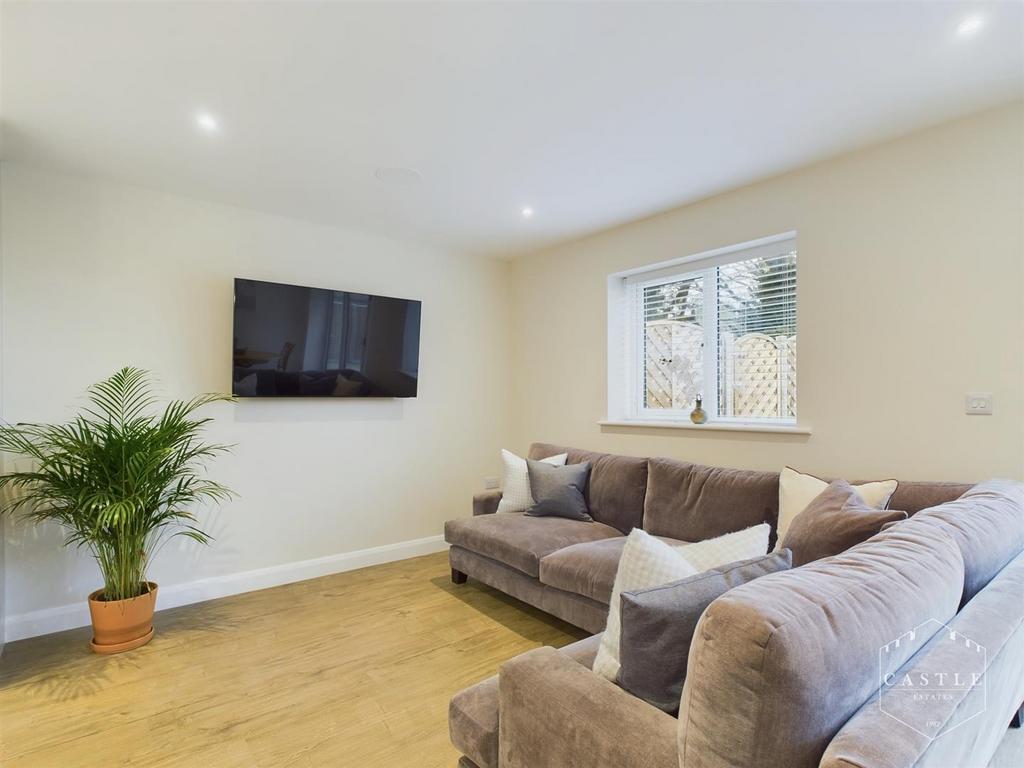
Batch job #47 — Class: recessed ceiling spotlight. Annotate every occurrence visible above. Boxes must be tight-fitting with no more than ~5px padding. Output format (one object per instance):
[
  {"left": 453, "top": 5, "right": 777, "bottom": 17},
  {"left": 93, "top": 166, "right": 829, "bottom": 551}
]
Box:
[
  {"left": 521, "top": 206, "right": 535, "bottom": 219},
  {"left": 955, "top": 14, "right": 985, "bottom": 37},
  {"left": 195, "top": 111, "right": 221, "bottom": 133},
  {"left": 375, "top": 167, "right": 423, "bottom": 186}
]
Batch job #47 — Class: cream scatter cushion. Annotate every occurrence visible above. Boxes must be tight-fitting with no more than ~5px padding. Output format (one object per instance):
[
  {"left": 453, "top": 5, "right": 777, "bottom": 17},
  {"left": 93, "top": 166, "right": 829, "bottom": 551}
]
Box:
[
  {"left": 777, "top": 467, "right": 898, "bottom": 548},
  {"left": 496, "top": 449, "right": 567, "bottom": 514},
  {"left": 593, "top": 529, "right": 698, "bottom": 682},
  {"left": 593, "top": 524, "right": 772, "bottom": 682},
  {"left": 672, "top": 523, "right": 771, "bottom": 573}
]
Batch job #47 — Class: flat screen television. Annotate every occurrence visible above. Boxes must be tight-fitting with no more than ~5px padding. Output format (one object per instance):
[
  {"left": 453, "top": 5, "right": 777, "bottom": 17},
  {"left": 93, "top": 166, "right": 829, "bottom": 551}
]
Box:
[{"left": 232, "top": 278, "right": 421, "bottom": 398}]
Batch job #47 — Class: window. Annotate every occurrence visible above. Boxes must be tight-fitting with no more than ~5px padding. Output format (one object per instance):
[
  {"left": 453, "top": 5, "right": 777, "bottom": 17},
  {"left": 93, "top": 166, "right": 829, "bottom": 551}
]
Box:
[{"left": 608, "top": 234, "right": 797, "bottom": 426}]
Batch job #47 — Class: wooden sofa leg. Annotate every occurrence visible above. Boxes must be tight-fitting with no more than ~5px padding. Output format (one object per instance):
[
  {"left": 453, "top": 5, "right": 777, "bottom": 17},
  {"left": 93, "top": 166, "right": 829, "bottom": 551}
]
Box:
[
  {"left": 1011, "top": 701, "right": 1023, "bottom": 728},
  {"left": 451, "top": 568, "right": 468, "bottom": 585}
]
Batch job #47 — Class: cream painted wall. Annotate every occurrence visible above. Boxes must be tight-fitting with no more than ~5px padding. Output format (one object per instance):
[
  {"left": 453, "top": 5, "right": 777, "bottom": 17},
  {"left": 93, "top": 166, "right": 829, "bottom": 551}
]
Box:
[
  {"left": 0, "top": 164, "right": 511, "bottom": 630},
  {"left": 0, "top": 161, "right": 5, "bottom": 648},
  {"left": 510, "top": 102, "right": 1024, "bottom": 482}
]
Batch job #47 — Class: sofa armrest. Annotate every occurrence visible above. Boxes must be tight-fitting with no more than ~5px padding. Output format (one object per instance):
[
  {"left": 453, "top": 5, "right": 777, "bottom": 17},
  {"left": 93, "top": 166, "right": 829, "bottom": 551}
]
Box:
[
  {"left": 473, "top": 489, "right": 502, "bottom": 516},
  {"left": 499, "top": 646, "right": 677, "bottom": 768}
]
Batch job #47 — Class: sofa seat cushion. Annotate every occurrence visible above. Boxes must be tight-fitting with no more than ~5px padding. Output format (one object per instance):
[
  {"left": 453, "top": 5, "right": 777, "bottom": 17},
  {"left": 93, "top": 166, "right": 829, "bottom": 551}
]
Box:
[
  {"left": 445, "top": 513, "right": 622, "bottom": 578},
  {"left": 558, "top": 632, "right": 604, "bottom": 666},
  {"left": 450, "top": 676, "right": 499, "bottom": 768},
  {"left": 529, "top": 443, "right": 648, "bottom": 534},
  {"left": 539, "top": 534, "right": 689, "bottom": 604},
  {"left": 449, "top": 634, "right": 602, "bottom": 768}
]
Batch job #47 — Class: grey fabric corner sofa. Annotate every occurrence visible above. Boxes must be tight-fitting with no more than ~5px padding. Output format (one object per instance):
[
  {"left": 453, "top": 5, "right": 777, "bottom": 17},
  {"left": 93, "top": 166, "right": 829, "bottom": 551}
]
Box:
[
  {"left": 444, "top": 443, "right": 1024, "bottom": 768},
  {"left": 444, "top": 442, "right": 968, "bottom": 634}
]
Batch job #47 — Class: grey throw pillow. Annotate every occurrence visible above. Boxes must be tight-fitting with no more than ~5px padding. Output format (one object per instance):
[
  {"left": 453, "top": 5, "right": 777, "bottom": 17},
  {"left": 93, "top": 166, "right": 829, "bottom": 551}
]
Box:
[
  {"left": 525, "top": 459, "right": 592, "bottom": 521},
  {"left": 617, "top": 550, "right": 793, "bottom": 714},
  {"left": 780, "top": 479, "right": 908, "bottom": 567}
]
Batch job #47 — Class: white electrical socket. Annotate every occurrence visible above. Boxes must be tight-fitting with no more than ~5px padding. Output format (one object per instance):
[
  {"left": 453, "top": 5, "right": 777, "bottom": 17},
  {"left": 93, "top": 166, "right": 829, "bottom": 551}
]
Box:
[
  {"left": 484, "top": 476, "right": 500, "bottom": 490},
  {"left": 965, "top": 392, "right": 993, "bottom": 415}
]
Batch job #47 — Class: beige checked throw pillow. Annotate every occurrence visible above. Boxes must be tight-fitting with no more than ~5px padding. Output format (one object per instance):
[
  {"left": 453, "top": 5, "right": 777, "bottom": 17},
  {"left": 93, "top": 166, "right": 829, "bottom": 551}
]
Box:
[{"left": 593, "top": 523, "right": 771, "bottom": 682}]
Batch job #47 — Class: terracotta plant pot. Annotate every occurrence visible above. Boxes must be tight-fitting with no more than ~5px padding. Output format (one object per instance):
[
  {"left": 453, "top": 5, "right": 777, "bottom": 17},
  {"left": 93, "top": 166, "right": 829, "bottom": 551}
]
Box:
[{"left": 87, "top": 582, "right": 158, "bottom": 654}]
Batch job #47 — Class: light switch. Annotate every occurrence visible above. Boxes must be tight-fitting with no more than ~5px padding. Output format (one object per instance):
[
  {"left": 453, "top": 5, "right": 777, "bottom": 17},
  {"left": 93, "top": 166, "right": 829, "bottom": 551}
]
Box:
[
  {"left": 965, "top": 392, "right": 993, "bottom": 415},
  {"left": 484, "top": 476, "right": 500, "bottom": 490}
]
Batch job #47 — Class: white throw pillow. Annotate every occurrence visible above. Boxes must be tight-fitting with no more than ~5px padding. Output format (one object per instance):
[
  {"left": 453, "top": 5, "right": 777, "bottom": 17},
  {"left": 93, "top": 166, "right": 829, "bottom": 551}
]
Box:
[
  {"left": 671, "top": 522, "right": 772, "bottom": 573},
  {"left": 776, "top": 466, "right": 898, "bottom": 547},
  {"left": 592, "top": 529, "right": 698, "bottom": 682},
  {"left": 496, "top": 449, "right": 567, "bottom": 514},
  {"left": 593, "top": 523, "right": 773, "bottom": 682}
]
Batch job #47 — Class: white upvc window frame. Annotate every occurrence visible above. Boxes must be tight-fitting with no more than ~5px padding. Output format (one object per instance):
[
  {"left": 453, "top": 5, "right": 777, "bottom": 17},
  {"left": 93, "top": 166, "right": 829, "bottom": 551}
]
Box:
[
  {"left": 607, "top": 232, "right": 799, "bottom": 430},
  {"left": 627, "top": 265, "right": 719, "bottom": 423}
]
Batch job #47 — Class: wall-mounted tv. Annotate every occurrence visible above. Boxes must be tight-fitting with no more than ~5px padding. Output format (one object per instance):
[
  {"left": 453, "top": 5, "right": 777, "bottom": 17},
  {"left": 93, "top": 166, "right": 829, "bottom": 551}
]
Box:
[{"left": 232, "top": 278, "right": 421, "bottom": 398}]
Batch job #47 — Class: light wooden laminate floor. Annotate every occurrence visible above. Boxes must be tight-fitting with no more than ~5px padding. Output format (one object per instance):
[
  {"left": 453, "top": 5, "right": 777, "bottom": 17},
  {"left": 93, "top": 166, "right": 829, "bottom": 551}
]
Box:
[
  {"left": 1, "top": 552, "right": 1021, "bottom": 768},
  {"left": 0, "top": 552, "right": 585, "bottom": 767}
]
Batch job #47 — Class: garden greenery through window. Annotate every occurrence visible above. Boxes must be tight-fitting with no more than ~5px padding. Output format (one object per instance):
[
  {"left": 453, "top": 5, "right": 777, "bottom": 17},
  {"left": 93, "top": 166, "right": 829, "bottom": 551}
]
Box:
[{"left": 625, "top": 236, "right": 797, "bottom": 424}]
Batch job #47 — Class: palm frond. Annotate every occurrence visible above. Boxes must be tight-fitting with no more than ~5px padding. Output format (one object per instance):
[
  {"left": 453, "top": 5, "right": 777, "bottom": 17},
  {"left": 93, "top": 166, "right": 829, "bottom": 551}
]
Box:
[{"left": 0, "top": 368, "right": 235, "bottom": 601}]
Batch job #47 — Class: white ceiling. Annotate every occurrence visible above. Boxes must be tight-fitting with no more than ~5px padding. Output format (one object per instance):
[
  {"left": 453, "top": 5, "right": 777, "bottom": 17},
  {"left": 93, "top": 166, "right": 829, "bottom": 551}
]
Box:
[{"left": 2, "top": 1, "right": 1022, "bottom": 257}]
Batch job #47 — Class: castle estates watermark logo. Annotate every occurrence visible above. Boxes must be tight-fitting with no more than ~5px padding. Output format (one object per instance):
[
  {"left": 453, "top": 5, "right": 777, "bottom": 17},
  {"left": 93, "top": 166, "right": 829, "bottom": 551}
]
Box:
[{"left": 878, "top": 618, "right": 986, "bottom": 739}]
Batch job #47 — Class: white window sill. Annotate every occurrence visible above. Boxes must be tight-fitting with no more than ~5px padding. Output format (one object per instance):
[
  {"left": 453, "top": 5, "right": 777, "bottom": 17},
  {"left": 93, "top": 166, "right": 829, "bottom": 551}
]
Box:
[{"left": 598, "top": 419, "right": 811, "bottom": 435}]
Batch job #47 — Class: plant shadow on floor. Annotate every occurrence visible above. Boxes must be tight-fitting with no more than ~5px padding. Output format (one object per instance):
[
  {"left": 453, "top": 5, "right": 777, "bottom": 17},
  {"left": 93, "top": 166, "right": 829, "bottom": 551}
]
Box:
[
  {"left": 0, "top": 600, "right": 243, "bottom": 703},
  {"left": 153, "top": 597, "right": 244, "bottom": 637},
  {"left": 0, "top": 627, "right": 122, "bottom": 702},
  {"left": 429, "top": 575, "right": 589, "bottom": 645}
]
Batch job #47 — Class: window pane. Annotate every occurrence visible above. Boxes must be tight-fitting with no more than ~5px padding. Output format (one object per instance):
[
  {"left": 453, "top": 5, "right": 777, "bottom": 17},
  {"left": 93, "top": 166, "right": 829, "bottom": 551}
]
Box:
[
  {"left": 643, "top": 275, "right": 704, "bottom": 411},
  {"left": 717, "top": 250, "right": 797, "bottom": 420}
]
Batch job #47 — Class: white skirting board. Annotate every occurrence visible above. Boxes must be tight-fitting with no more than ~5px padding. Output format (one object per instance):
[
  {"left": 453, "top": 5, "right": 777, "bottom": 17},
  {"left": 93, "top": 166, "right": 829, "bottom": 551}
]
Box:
[{"left": 3, "top": 534, "right": 448, "bottom": 643}]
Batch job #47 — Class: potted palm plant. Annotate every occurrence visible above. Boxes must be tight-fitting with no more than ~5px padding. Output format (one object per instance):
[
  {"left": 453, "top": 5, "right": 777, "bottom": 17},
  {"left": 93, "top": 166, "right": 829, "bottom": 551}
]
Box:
[{"left": 0, "top": 367, "right": 234, "bottom": 654}]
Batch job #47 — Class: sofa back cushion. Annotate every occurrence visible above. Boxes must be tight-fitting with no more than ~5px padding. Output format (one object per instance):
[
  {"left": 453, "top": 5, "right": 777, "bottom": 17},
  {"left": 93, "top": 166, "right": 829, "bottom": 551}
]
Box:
[
  {"left": 643, "top": 457, "right": 779, "bottom": 544},
  {"left": 821, "top": 549, "right": 1024, "bottom": 768},
  {"left": 898, "top": 479, "right": 1024, "bottom": 606},
  {"left": 529, "top": 443, "right": 647, "bottom": 534},
  {"left": 888, "top": 481, "right": 972, "bottom": 515},
  {"left": 677, "top": 521, "right": 964, "bottom": 768}
]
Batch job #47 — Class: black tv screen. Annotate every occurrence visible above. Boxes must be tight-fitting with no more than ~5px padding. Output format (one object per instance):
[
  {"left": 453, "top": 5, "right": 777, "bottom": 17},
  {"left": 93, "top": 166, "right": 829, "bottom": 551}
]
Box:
[{"left": 232, "top": 278, "right": 421, "bottom": 398}]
